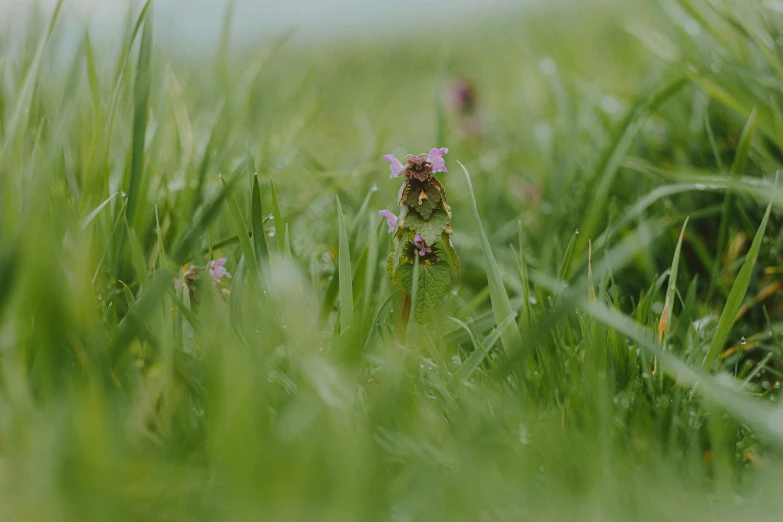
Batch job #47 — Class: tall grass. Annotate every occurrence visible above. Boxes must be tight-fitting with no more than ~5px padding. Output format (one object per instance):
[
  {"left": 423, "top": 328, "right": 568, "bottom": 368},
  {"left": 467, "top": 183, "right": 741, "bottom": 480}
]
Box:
[{"left": 3, "top": 0, "right": 783, "bottom": 520}]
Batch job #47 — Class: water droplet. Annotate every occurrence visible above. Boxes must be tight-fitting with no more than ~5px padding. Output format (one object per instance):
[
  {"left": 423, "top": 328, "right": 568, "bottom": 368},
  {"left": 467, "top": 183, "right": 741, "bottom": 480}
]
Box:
[
  {"left": 575, "top": 229, "right": 580, "bottom": 235},
  {"left": 371, "top": 185, "right": 379, "bottom": 192},
  {"left": 519, "top": 423, "right": 530, "bottom": 445},
  {"left": 419, "top": 364, "right": 424, "bottom": 369},
  {"left": 741, "top": 336, "right": 747, "bottom": 345},
  {"left": 539, "top": 57, "right": 557, "bottom": 75},
  {"left": 642, "top": 373, "right": 650, "bottom": 379},
  {"left": 528, "top": 296, "right": 538, "bottom": 305}
]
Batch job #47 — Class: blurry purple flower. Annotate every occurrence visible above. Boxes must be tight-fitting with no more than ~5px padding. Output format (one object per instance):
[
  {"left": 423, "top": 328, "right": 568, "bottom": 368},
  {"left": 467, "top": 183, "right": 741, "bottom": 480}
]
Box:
[
  {"left": 448, "top": 78, "right": 477, "bottom": 114},
  {"left": 427, "top": 148, "right": 448, "bottom": 173},
  {"left": 173, "top": 278, "right": 180, "bottom": 291},
  {"left": 379, "top": 210, "right": 398, "bottom": 233},
  {"left": 383, "top": 154, "right": 404, "bottom": 179},
  {"left": 413, "top": 235, "right": 432, "bottom": 257},
  {"left": 208, "top": 258, "right": 232, "bottom": 284}
]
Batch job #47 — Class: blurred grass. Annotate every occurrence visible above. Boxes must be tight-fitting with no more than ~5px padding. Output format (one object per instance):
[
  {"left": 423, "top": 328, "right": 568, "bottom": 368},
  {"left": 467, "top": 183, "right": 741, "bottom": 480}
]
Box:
[{"left": 5, "top": 0, "right": 783, "bottom": 520}]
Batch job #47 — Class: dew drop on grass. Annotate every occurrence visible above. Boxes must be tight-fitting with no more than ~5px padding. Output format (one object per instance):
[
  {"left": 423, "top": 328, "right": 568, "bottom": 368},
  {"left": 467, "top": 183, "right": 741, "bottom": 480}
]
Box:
[
  {"left": 741, "top": 336, "right": 747, "bottom": 345},
  {"left": 539, "top": 57, "right": 557, "bottom": 75},
  {"left": 575, "top": 229, "right": 579, "bottom": 235},
  {"left": 518, "top": 423, "right": 530, "bottom": 445}
]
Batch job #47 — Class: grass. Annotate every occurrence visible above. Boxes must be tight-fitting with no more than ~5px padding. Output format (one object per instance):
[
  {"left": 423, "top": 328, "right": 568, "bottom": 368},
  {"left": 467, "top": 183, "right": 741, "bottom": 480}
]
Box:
[{"left": 4, "top": 0, "right": 783, "bottom": 519}]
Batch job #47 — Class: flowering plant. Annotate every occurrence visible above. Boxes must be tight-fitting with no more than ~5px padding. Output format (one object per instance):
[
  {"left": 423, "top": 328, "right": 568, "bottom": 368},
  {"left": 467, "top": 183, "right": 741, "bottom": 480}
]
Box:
[{"left": 379, "top": 148, "right": 459, "bottom": 323}]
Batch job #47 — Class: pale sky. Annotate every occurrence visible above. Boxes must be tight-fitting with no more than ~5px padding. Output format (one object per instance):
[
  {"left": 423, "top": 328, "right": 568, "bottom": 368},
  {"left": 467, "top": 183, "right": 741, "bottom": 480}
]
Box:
[{"left": 1, "top": 0, "right": 532, "bottom": 47}]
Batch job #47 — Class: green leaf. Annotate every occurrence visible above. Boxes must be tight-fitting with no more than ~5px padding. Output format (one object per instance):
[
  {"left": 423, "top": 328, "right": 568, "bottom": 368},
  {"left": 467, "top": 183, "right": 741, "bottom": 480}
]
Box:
[
  {"left": 399, "top": 260, "right": 452, "bottom": 324},
  {"left": 404, "top": 208, "right": 449, "bottom": 245},
  {"left": 441, "top": 232, "right": 460, "bottom": 277},
  {"left": 703, "top": 193, "right": 774, "bottom": 368},
  {"left": 404, "top": 184, "right": 442, "bottom": 220}
]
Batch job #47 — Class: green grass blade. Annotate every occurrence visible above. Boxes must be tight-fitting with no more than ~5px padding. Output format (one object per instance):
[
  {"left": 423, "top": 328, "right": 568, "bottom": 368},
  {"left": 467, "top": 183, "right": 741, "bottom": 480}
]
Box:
[
  {"left": 252, "top": 175, "right": 270, "bottom": 263},
  {"left": 730, "top": 107, "right": 757, "bottom": 176},
  {"left": 660, "top": 217, "right": 689, "bottom": 344},
  {"left": 575, "top": 77, "right": 686, "bottom": 257},
  {"left": 459, "top": 161, "right": 522, "bottom": 354},
  {"left": 558, "top": 229, "right": 578, "bottom": 281},
  {"left": 126, "top": 3, "right": 153, "bottom": 225},
  {"left": 80, "top": 192, "right": 118, "bottom": 230},
  {"left": 1, "top": 0, "right": 62, "bottom": 164},
  {"left": 449, "top": 312, "right": 517, "bottom": 388},
  {"left": 336, "top": 196, "right": 354, "bottom": 332},
  {"left": 172, "top": 174, "right": 240, "bottom": 265},
  {"left": 704, "top": 193, "right": 774, "bottom": 368},
  {"left": 270, "top": 181, "right": 286, "bottom": 252},
  {"left": 222, "top": 177, "right": 262, "bottom": 291}
]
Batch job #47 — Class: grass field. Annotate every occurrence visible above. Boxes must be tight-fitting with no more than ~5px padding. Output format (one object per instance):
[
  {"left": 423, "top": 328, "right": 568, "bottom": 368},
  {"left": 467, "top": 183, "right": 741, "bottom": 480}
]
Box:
[{"left": 4, "top": 0, "right": 783, "bottom": 520}]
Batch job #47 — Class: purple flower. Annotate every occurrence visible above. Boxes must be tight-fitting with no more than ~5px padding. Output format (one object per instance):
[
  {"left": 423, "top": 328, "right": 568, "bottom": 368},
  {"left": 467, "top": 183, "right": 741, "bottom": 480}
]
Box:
[
  {"left": 383, "top": 154, "right": 404, "bottom": 179},
  {"left": 413, "top": 235, "right": 432, "bottom": 257},
  {"left": 427, "top": 148, "right": 448, "bottom": 173},
  {"left": 379, "top": 210, "right": 398, "bottom": 233},
  {"left": 173, "top": 278, "right": 180, "bottom": 291},
  {"left": 208, "top": 258, "right": 232, "bottom": 284},
  {"left": 449, "top": 79, "right": 476, "bottom": 114}
]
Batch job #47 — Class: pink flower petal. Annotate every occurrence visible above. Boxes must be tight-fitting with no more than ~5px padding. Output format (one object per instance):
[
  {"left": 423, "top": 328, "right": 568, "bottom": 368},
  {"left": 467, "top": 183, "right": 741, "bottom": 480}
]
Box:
[
  {"left": 427, "top": 147, "right": 448, "bottom": 173},
  {"left": 378, "top": 210, "right": 398, "bottom": 233},
  {"left": 383, "top": 154, "right": 404, "bottom": 179}
]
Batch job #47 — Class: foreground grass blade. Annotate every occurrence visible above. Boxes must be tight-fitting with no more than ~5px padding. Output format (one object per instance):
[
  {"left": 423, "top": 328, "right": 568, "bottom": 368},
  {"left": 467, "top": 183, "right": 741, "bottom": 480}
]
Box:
[
  {"left": 459, "top": 161, "right": 522, "bottom": 354},
  {"left": 336, "top": 197, "right": 354, "bottom": 332},
  {"left": 1, "top": 0, "right": 62, "bottom": 164},
  {"left": 585, "top": 299, "right": 783, "bottom": 449},
  {"left": 704, "top": 192, "right": 774, "bottom": 368}
]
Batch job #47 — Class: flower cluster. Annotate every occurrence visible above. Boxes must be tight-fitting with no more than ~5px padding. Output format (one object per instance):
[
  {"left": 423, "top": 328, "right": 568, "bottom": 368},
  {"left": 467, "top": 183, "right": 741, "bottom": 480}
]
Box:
[
  {"left": 379, "top": 148, "right": 459, "bottom": 324},
  {"left": 173, "top": 258, "right": 232, "bottom": 292}
]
